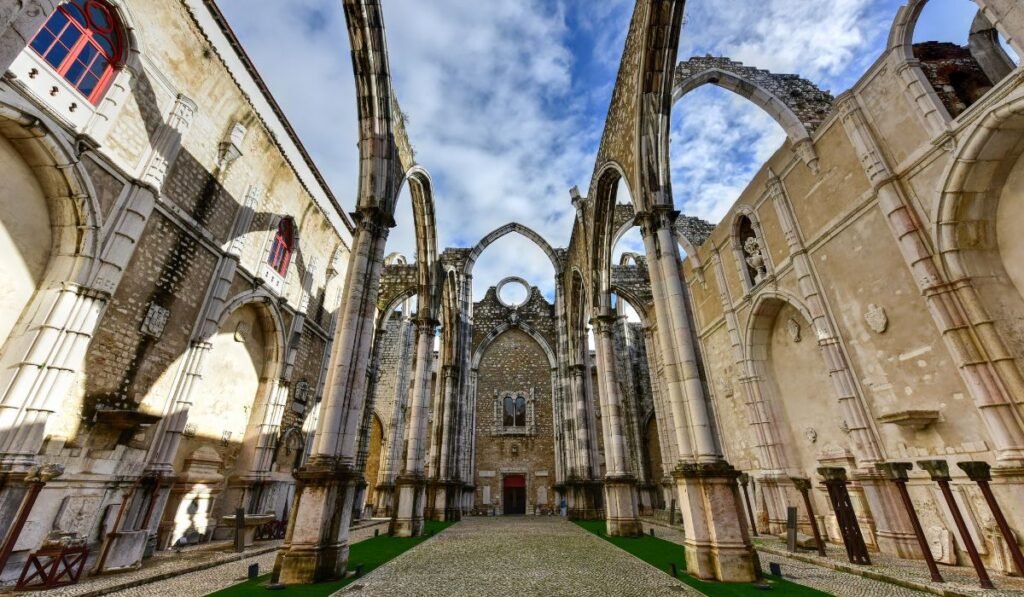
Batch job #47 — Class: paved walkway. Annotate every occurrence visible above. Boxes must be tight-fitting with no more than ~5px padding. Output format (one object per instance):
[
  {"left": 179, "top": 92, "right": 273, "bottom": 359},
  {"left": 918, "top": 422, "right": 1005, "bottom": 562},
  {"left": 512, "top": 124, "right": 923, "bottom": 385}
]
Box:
[
  {"left": 337, "top": 517, "right": 699, "bottom": 596},
  {"left": 641, "top": 521, "right": 925, "bottom": 596},
  {"left": 47, "top": 519, "right": 390, "bottom": 597}
]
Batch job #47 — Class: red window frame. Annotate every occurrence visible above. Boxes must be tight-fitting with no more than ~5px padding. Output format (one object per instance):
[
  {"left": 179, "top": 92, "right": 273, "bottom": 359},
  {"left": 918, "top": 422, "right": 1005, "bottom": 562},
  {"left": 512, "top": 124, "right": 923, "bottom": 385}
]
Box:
[
  {"left": 29, "top": 0, "right": 123, "bottom": 105},
  {"left": 268, "top": 218, "right": 295, "bottom": 277}
]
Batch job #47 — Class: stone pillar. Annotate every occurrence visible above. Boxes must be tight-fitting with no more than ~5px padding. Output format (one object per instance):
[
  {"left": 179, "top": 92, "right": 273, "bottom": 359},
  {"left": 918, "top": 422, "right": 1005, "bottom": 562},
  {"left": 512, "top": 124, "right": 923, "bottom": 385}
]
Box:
[
  {"left": 591, "top": 315, "right": 641, "bottom": 536},
  {"left": 275, "top": 208, "right": 391, "bottom": 585},
  {"left": 637, "top": 207, "right": 756, "bottom": 582},
  {"left": 391, "top": 317, "right": 437, "bottom": 537}
]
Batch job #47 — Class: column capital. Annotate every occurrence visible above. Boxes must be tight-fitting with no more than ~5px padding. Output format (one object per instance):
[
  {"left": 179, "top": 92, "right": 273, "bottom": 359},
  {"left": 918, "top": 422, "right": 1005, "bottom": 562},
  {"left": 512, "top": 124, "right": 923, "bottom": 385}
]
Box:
[
  {"left": 916, "top": 459, "right": 951, "bottom": 481},
  {"left": 956, "top": 461, "right": 992, "bottom": 482},
  {"left": 875, "top": 461, "right": 913, "bottom": 482},
  {"left": 633, "top": 205, "right": 679, "bottom": 235},
  {"left": 589, "top": 314, "right": 618, "bottom": 335},
  {"left": 350, "top": 206, "right": 396, "bottom": 235},
  {"left": 412, "top": 317, "right": 439, "bottom": 334},
  {"left": 817, "top": 466, "right": 851, "bottom": 483}
]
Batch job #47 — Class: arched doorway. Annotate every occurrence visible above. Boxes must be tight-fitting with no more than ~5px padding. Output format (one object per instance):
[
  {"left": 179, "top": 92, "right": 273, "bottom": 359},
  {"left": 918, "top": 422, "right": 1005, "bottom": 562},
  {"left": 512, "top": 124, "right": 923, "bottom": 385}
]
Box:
[
  {"left": 502, "top": 474, "right": 526, "bottom": 515},
  {"left": 160, "top": 302, "right": 280, "bottom": 548}
]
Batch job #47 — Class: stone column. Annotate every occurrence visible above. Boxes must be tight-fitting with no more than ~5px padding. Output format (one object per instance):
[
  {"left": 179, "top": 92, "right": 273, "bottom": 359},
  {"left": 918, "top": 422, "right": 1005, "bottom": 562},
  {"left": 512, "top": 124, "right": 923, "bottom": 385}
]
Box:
[
  {"left": 641, "top": 324, "right": 679, "bottom": 504},
  {"left": 391, "top": 317, "right": 437, "bottom": 537},
  {"left": 431, "top": 366, "right": 460, "bottom": 521},
  {"left": 276, "top": 208, "right": 391, "bottom": 585},
  {"left": 591, "top": 315, "right": 641, "bottom": 536},
  {"left": 0, "top": 285, "right": 105, "bottom": 468},
  {"left": 637, "top": 207, "right": 756, "bottom": 582}
]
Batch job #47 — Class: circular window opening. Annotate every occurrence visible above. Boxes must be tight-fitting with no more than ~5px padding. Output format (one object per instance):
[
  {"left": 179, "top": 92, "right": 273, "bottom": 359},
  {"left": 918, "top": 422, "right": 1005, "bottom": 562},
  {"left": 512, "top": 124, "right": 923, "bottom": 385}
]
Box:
[{"left": 496, "top": 277, "right": 531, "bottom": 308}]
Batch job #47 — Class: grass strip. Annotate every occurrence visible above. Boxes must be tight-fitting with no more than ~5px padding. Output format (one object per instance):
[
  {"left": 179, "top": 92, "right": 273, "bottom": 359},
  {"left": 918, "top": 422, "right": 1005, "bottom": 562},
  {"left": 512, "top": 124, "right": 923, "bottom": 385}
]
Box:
[
  {"left": 208, "top": 520, "right": 456, "bottom": 596},
  {"left": 574, "top": 520, "right": 829, "bottom": 596}
]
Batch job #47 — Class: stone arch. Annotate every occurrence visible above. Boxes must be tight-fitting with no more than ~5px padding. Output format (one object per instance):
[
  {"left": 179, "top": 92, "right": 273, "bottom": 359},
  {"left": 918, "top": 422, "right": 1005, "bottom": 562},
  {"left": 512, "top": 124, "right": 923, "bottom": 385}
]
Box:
[
  {"left": 471, "top": 321, "right": 557, "bottom": 371},
  {"left": 741, "top": 291, "right": 825, "bottom": 532},
  {"left": 610, "top": 285, "right": 651, "bottom": 328},
  {"left": 568, "top": 268, "right": 590, "bottom": 367},
  {"left": 888, "top": 0, "right": 1023, "bottom": 59},
  {"left": 0, "top": 101, "right": 101, "bottom": 290},
  {"left": 590, "top": 164, "right": 628, "bottom": 315},
  {"left": 672, "top": 57, "right": 833, "bottom": 173},
  {"left": 394, "top": 166, "right": 439, "bottom": 318},
  {"left": 0, "top": 101, "right": 105, "bottom": 462},
  {"left": 465, "top": 222, "right": 561, "bottom": 276},
  {"left": 208, "top": 290, "right": 287, "bottom": 378},
  {"left": 936, "top": 93, "right": 1024, "bottom": 406},
  {"left": 887, "top": 0, "right": 1020, "bottom": 130}
]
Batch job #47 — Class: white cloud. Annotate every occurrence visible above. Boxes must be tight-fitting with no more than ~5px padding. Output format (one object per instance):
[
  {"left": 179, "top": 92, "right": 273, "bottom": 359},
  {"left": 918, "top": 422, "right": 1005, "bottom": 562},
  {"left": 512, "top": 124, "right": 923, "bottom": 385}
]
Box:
[
  {"left": 667, "top": 0, "right": 894, "bottom": 223},
  {"left": 219, "top": 0, "right": 902, "bottom": 296}
]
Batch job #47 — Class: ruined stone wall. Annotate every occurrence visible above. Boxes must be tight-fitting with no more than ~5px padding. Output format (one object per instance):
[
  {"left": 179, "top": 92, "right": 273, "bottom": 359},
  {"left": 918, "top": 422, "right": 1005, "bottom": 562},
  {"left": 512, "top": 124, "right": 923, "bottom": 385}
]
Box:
[
  {"left": 0, "top": 0, "right": 351, "bottom": 568},
  {"left": 674, "top": 14, "right": 1024, "bottom": 568},
  {"left": 471, "top": 287, "right": 558, "bottom": 514}
]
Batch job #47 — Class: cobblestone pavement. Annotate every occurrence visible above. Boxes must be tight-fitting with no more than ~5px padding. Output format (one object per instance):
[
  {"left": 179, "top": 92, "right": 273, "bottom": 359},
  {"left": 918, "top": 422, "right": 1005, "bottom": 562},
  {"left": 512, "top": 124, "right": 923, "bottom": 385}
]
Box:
[
  {"left": 39, "top": 519, "right": 390, "bottom": 597},
  {"left": 337, "top": 517, "right": 701, "bottom": 596},
  {"left": 754, "top": 534, "right": 1024, "bottom": 597},
  {"left": 641, "top": 521, "right": 924, "bottom": 596}
]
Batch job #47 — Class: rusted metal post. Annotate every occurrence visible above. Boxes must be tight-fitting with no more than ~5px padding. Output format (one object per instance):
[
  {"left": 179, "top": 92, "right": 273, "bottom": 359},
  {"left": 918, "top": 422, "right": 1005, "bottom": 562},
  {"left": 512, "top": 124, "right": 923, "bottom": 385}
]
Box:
[
  {"left": 876, "top": 462, "right": 943, "bottom": 583},
  {"left": 958, "top": 461, "right": 1024, "bottom": 578},
  {"left": 791, "top": 477, "right": 826, "bottom": 556},
  {"left": 0, "top": 464, "right": 63, "bottom": 574},
  {"left": 918, "top": 460, "right": 993, "bottom": 590},
  {"left": 739, "top": 473, "right": 759, "bottom": 537},
  {"left": 817, "top": 467, "right": 870, "bottom": 565}
]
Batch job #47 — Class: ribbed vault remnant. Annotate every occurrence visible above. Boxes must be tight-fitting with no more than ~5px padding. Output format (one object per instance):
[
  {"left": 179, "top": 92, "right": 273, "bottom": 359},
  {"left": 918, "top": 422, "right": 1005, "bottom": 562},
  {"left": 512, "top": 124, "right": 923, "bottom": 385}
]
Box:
[
  {"left": 675, "top": 215, "right": 716, "bottom": 248},
  {"left": 674, "top": 56, "right": 835, "bottom": 134}
]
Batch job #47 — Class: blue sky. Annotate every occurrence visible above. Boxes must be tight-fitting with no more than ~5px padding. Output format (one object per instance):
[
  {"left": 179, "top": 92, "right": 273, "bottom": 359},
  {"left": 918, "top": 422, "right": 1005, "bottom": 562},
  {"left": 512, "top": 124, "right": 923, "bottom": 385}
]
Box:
[{"left": 219, "top": 0, "right": 989, "bottom": 300}]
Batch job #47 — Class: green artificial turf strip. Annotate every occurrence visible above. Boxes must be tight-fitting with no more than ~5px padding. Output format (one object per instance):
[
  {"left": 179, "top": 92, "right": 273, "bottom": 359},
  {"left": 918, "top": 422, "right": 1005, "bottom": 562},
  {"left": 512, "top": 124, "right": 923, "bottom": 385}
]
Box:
[
  {"left": 208, "top": 520, "right": 456, "bottom": 596},
  {"left": 575, "top": 521, "right": 829, "bottom": 597}
]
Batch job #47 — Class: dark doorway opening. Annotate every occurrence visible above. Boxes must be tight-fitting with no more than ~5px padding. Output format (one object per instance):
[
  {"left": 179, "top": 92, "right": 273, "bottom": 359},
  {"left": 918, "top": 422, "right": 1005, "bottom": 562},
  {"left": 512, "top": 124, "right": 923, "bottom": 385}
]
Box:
[{"left": 503, "top": 474, "right": 526, "bottom": 515}]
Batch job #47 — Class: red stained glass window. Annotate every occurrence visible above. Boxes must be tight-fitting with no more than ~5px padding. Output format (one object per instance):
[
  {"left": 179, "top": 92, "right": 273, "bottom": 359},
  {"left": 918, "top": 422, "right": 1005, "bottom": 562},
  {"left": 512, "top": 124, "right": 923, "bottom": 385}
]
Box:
[
  {"left": 268, "top": 218, "right": 295, "bottom": 277},
  {"left": 29, "top": 0, "right": 123, "bottom": 105}
]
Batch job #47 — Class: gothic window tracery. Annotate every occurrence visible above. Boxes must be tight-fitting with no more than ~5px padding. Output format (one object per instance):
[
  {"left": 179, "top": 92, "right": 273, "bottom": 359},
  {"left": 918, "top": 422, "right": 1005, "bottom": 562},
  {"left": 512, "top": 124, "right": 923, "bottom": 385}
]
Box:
[{"left": 29, "top": 0, "right": 123, "bottom": 105}]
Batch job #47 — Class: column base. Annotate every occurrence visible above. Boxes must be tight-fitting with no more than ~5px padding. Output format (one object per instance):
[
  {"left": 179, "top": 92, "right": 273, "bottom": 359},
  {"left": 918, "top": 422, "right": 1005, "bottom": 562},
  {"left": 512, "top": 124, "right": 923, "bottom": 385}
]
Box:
[
  {"left": 390, "top": 474, "right": 427, "bottom": 538},
  {"left": 603, "top": 475, "right": 642, "bottom": 537},
  {"left": 274, "top": 458, "right": 359, "bottom": 585},
  {"left": 565, "top": 479, "right": 603, "bottom": 520},
  {"left": 855, "top": 470, "right": 920, "bottom": 559},
  {"left": 674, "top": 461, "right": 757, "bottom": 583}
]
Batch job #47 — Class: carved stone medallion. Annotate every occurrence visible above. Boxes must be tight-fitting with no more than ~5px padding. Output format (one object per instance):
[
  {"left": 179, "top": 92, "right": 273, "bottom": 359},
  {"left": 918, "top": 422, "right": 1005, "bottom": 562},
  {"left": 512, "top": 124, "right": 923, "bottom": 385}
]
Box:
[{"left": 864, "top": 303, "right": 888, "bottom": 334}]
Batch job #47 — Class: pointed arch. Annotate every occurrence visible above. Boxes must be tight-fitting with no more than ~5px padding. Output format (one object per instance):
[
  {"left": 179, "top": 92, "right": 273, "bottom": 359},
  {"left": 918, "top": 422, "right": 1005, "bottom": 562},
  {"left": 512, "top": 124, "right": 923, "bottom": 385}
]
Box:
[
  {"left": 393, "top": 166, "right": 439, "bottom": 318},
  {"left": 471, "top": 321, "right": 557, "bottom": 371},
  {"left": 211, "top": 290, "right": 288, "bottom": 380},
  {"left": 672, "top": 57, "right": 833, "bottom": 173},
  {"left": 465, "top": 222, "right": 560, "bottom": 276}
]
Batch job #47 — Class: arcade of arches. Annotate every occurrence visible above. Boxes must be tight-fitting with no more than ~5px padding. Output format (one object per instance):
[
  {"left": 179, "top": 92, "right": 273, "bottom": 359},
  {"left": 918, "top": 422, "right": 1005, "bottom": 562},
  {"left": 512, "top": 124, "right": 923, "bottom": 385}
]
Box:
[{"left": 0, "top": 0, "right": 1023, "bottom": 592}]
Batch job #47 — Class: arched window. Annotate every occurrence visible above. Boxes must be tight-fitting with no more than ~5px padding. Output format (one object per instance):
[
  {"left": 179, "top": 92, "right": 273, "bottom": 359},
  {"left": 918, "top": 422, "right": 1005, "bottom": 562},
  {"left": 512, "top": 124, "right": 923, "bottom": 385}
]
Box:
[
  {"left": 268, "top": 218, "right": 295, "bottom": 277},
  {"left": 29, "top": 0, "right": 123, "bottom": 105},
  {"left": 503, "top": 397, "right": 515, "bottom": 428},
  {"left": 502, "top": 394, "right": 527, "bottom": 429},
  {"left": 514, "top": 396, "right": 526, "bottom": 427}
]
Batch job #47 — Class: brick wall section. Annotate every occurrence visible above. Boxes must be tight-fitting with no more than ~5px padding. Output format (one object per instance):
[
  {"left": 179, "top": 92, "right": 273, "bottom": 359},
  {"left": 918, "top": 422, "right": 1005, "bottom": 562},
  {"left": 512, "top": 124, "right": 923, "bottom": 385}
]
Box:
[{"left": 472, "top": 287, "right": 558, "bottom": 513}]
